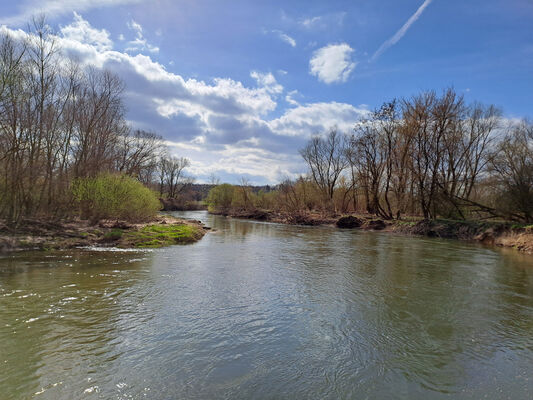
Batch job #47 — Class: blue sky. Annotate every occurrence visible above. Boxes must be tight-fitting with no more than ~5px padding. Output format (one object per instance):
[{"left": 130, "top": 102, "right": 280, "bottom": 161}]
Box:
[{"left": 1, "top": 0, "right": 532, "bottom": 184}]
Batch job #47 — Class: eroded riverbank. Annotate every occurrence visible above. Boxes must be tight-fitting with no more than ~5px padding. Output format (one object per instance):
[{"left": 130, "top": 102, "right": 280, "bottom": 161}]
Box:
[{"left": 210, "top": 209, "right": 533, "bottom": 254}]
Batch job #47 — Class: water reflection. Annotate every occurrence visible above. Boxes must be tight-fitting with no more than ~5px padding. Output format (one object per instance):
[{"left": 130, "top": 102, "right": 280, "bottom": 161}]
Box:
[{"left": 0, "top": 211, "right": 532, "bottom": 399}]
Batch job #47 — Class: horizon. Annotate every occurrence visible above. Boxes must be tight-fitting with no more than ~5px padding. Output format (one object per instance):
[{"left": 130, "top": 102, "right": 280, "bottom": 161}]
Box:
[{"left": 1, "top": 0, "right": 532, "bottom": 185}]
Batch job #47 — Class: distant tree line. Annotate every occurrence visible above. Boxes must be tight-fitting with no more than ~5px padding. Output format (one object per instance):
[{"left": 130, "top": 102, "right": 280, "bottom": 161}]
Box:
[
  {"left": 208, "top": 89, "right": 533, "bottom": 223},
  {"left": 0, "top": 18, "right": 193, "bottom": 223}
]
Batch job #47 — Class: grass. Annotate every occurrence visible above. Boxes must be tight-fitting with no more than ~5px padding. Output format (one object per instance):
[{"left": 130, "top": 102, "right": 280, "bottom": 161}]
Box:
[
  {"left": 103, "top": 228, "right": 123, "bottom": 241},
  {"left": 395, "top": 220, "right": 417, "bottom": 227},
  {"left": 122, "top": 224, "right": 202, "bottom": 248}
]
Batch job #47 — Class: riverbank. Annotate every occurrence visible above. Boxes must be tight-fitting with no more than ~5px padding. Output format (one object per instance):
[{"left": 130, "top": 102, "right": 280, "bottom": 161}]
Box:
[
  {"left": 211, "top": 209, "right": 533, "bottom": 254},
  {"left": 0, "top": 215, "right": 207, "bottom": 252}
]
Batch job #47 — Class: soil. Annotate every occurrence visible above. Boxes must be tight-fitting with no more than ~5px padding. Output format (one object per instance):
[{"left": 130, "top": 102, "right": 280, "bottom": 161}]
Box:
[
  {"left": 211, "top": 208, "right": 533, "bottom": 255},
  {"left": 0, "top": 216, "right": 207, "bottom": 253}
]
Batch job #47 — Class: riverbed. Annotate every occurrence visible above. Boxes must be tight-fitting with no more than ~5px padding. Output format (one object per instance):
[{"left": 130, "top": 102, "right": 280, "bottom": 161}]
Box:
[{"left": 1, "top": 211, "right": 532, "bottom": 399}]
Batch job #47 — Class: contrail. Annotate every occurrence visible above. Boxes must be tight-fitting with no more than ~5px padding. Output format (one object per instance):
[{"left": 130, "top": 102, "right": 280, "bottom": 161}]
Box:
[{"left": 371, "top": 0, "right": 433, "bottom": 62}]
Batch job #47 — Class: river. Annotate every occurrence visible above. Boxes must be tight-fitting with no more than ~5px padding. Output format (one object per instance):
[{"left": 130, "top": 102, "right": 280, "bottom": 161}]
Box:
[{"left": 1, "top": 211, "right": 532, "bottom": 399}]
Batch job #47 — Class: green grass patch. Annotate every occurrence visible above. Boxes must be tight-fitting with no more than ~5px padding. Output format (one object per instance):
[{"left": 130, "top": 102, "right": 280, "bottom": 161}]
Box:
[
  {"left": 103, "top": 228, "right": 123, "bottom": 241},
  {"left": 395, "top": 220, "right": 416, "bottom": 226},
  {"left": 122, "top": 224, "right": 202, "bottom": 248}
]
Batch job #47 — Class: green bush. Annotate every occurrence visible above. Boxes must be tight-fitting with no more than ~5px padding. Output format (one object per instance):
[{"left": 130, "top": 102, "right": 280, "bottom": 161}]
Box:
[
  {"left": 206, "top": 184, "right": 235, "bottom": 212},
  {"left": 72, "top": 173, "right": 160, "bottom": 223}
]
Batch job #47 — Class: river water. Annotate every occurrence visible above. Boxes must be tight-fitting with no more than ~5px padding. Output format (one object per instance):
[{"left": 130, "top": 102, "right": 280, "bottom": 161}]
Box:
[{"left": 1, "top": 211, "right": 532, "bottom": 399}]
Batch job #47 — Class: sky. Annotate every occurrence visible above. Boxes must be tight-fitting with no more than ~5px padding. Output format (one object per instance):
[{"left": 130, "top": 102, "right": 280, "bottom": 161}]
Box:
[{"left": 0, "top": 0, "right": 532, "bottom": 184}]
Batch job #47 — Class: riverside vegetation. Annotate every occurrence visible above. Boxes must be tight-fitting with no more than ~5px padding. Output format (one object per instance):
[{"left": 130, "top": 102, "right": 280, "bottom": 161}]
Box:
[
  {"left": 205, "top": 92, "right": 533, "bottom": 253},
  {"left": 0, "top": 19, "right": 532, "bottom": 254},
  {"left": 0, "top": 19, "right": 204, "bottom": 251}
]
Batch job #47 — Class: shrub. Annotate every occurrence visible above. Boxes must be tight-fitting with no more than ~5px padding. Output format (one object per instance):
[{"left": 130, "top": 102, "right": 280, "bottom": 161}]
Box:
[
  {"left": 72, "top": 173, "right": 160, "bottom": 223},
  {"left": 206, "top": 184, "right": 235, "bottom": 212}
]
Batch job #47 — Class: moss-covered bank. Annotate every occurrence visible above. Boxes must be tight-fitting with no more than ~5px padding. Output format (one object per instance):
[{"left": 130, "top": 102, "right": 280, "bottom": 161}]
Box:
[{"left": 0, "top": 216, "right": 207, "bottom": 252}]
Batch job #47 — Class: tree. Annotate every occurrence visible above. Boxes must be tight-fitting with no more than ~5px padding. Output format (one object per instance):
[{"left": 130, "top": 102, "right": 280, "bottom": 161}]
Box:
[
  {"left": 489, "top": 120, "right": 533, "bottom": 222},
  {"left": 158, "top": 156, "right": 193, "bottom": 198},
  {"left": 300, "top": 128, "right": 348, "bottom": 212},
  {"left": 116, "top": 129, "right": 164, "bottom": 183},
  {"left": 206, "top": 184, "right": 235, "bottom": 212},
  {"left": 0, "top": 18, "right": 169, "bottom": 223}
]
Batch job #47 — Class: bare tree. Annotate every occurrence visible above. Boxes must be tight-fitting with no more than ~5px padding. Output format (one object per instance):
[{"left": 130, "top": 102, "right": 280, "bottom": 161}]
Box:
[
  {"left": 489, "top": 120, "right": 533, "bottom": 222},
  {"left": 347, "top": 102, "right": 401, "bottom": 219},
  {"left": 72, "top": 68, "right": 126, "bottom": 178},
  {"left": 208, "top": 172, "right": 221, "bottom": 186},
  {"left": 116, "top": 129, "right": 164, "bottom": 182},
  {"left": 158, "top": 156, "right": 193, "bottom": 198},
  {"left": 300, "top": 128, "right": 349, "bottom": 212}
]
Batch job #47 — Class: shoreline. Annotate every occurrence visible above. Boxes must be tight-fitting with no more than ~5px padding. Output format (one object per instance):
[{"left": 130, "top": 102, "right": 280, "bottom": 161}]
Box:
[
  {"left": 2, "top": 208, "right": 532, "bottom": 255},
  {"left": 0, "top": 215, "right": 207, "bottom": 253},
  {"left": 210, "top": 209, "right": 533, "bottom": 255}
]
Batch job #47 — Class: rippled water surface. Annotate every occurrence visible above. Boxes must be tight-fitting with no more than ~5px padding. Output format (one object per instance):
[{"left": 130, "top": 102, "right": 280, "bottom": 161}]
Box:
[{"left": 1, "top": 211, "right": 533, "bottom": 399}]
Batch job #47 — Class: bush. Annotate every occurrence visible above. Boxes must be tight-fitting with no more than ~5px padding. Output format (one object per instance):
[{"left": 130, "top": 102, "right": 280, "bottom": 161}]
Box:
[
  {"left": 72, "top": 173, "right": 161, "bottom": 223},
  {"left": 206, "top": 184, "right": 235, "bottom": 212}
]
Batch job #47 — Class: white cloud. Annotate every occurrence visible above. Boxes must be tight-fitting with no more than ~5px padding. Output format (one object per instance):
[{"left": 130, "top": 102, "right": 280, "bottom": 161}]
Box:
[
  {"left": 371, "top": 0, "right": 433, "bottom": 61},
  {"left": 125, "top": 19, "right": 159, "bottom": 53},
  {"left": 309, "top": 43, "right": 356, "bottom": 84},
  {"left": 60, "top": 12, "right": 112, "bottom": 51},
  {"left": 269, "top": 102, "right": 368, "bottom": 137},
  {"left": 285, "top": 90, "right": 300, "bottom": 106},
  {"left": 300, "top": 16, "right": 322, "bottom": 29},
  {"left": 0, "top": 0, "right": 143, "bottom": 26},
  {"left": 277, "top": 31, "right": 296, "bottom": 47},
  {"left": 250, "top": 71, "right": 283, "bottom": 95},
  {"left": 267, "top": 29, "right": 296, "bottom": 47},
  {"left": 298, "top": 12, "right": 346, "bottom": 30},
  {"left": 128, "top": 19, "right": 142, "bottom": 34},
  {"left": 0, "top": 16, "right": 368, "bottom": 184}
]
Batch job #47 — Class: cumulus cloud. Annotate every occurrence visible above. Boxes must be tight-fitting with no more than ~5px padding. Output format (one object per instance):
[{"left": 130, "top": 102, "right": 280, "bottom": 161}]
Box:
[
  {"left": 1, "top": 15, "right": 368, "bottom": 184},
  {"left": 125, "top": 19, "right": 159, "bottom": 53},
  {"left": 0, "top": 0, "right": 143, "bottom": 26},
  {"left": 371, "top": 0, "right": 433, "bottom": 61},
  {"left": 269, "top": 102, "right": 368, "bottom": 137},
  {"left": 309, "top": 43, "right": 356, "bottom": 84},
  {"left": 250, "top": 71, "right": 283, "bottom": 95},
  {"left": 60, "top": 12, "right": 112, "bottom": 51}
]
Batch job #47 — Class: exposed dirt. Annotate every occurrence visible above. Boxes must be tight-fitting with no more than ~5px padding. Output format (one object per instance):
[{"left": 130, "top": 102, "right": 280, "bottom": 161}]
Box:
[
  {"left": 211, "top": 208, "right": 533, "bottom": 255},
  {"left": 210, "top": 209, "right": 338, "bottom": 226},
  {"left": 0, "top": 216, "right": 207, "bottom": 253}
]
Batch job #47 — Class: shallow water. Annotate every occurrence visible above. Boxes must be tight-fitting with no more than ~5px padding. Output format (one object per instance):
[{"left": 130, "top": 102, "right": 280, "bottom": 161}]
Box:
[{"left": 1, "top": 211, "right": 532, "bottom": 399}]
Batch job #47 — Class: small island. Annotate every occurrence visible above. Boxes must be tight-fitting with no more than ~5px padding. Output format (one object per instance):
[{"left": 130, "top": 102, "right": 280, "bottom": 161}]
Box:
[{"left": 0, "top": 215, "right": 206, "bottom": 252}]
